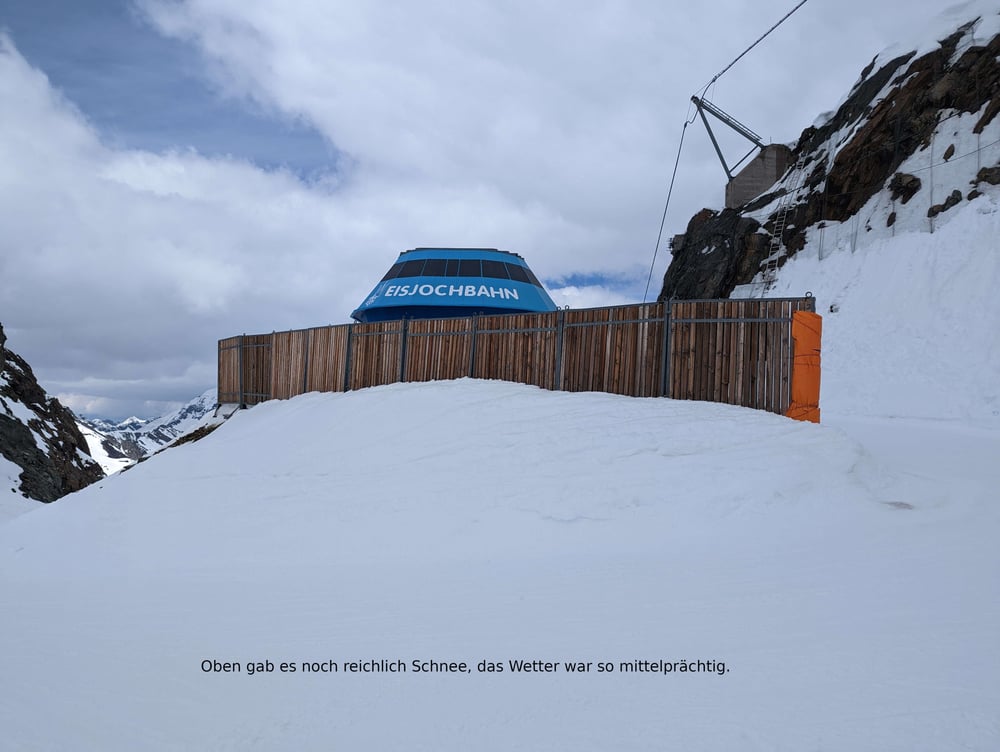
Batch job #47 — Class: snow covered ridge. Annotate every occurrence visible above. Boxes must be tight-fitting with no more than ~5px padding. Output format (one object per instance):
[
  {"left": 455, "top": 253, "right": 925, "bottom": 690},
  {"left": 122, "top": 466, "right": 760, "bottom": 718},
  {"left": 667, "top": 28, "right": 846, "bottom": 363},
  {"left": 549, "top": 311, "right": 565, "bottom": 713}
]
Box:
[
  {"left": 861, "top": 0, "right": 1000, "bottom": 82},
  {"left": 0, "top": 380, "right": 997, "bottom": 750},
  {"left": 761, "top": 3, "right": 1000, "bottom": 245},
  {"left": 77, "top": 387, "right": 218, "bottom": 469}
]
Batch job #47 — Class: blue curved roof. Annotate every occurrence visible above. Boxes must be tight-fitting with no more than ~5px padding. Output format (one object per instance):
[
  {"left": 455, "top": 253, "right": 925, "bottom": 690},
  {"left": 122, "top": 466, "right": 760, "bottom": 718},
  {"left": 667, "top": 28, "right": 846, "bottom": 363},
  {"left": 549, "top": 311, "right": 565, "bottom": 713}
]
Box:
[{"left": 351, "top": 248, "right": 557, "bottom": 323}]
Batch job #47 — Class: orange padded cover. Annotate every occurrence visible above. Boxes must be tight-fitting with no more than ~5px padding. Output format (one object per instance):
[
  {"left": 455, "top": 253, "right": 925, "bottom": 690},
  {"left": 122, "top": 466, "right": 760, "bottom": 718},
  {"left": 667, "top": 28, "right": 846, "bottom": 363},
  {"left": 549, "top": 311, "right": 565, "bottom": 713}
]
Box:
[{"left": 785, "top": 311, "right": 822, "bottom": 423}]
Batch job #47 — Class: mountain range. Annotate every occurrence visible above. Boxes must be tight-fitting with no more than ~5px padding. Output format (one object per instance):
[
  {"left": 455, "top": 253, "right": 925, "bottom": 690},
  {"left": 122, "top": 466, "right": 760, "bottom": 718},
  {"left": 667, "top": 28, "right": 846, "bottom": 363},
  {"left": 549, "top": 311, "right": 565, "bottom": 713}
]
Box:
[{"left": 76, "top": 388, "right": 218, "bottom": 473}]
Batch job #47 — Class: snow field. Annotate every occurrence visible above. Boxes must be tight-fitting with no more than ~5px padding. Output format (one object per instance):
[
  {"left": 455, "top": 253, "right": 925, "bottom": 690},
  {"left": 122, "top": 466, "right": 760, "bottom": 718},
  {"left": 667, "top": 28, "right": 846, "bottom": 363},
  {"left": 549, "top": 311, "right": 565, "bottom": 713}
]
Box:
[{"left": 1, "top": 380, "right": 997, "bottom": 751}]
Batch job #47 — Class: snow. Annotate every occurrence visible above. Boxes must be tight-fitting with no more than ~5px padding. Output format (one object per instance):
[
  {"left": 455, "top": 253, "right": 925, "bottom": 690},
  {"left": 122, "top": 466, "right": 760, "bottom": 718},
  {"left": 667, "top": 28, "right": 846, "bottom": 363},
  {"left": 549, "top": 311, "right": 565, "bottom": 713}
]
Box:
[
  {"left": 0, "top": 453, "right": 39, "bottom": 522},
  {"left": 0, "top": 377, "right": 998, "bottom": 751},
  {"left": 770, "top": 193, "right": 1000, "bottom": 427},
  {"left": 861, "top": 1, "right": 1000, "bottom": 96},
  {"left": 76, "top": 420, "right": 133, "bottom": 476}
]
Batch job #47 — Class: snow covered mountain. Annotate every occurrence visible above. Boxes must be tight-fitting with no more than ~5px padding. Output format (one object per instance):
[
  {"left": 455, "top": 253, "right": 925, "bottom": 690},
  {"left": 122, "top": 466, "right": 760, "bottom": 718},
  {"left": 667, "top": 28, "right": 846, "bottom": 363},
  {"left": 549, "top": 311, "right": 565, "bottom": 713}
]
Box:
[
  {"left": 0, "top": 323, "right": 104, "bottom": 515},
  {"left": 661, "top": 1, "right": 1000, "bottom": 300},
  {"left": 77, "top": 388, "right": 218, "bottom": 469}
]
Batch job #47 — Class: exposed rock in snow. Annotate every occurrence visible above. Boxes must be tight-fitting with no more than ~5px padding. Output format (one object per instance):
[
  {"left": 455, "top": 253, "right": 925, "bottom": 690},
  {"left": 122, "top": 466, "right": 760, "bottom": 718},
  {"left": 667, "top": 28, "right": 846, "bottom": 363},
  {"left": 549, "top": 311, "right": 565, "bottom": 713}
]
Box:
[{"left": 0, "top": 323, "right": 104, "bottom": 502}]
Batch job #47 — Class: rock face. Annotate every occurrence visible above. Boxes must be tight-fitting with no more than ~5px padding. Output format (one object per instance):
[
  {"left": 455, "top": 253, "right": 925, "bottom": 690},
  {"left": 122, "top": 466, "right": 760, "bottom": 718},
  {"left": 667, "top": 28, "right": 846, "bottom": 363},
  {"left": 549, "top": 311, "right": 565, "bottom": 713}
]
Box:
[
  {"left": 660, "top": 11, "right": 1000, "bottom": 300},
  {"left": 0, "top": 323, "right": 105, "bottom": 502},
  {"left": 660, "top": 210, "right": 766, "bottom": 300}
]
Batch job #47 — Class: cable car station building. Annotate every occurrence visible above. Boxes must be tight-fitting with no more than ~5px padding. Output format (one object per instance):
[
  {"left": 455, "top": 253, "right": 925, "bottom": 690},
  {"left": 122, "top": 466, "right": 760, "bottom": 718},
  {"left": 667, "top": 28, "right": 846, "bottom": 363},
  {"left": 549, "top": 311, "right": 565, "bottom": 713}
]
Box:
[{"left": 351, "top": 248, "right": 557, "bottom": 323}]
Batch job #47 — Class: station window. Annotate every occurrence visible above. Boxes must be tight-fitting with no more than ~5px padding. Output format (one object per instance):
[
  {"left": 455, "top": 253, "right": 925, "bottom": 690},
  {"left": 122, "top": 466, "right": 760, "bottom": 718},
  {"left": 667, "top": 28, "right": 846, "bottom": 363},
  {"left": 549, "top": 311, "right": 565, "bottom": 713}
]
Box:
[
  {"left": 505, "top": 264, "right": 531, "bottom": 283},
  {"left": 381, "top": 263, "right": 404, "bottom": 281},
  {"left": 384, "top": 256, "right": 543, "bottom": 286},
  {"left": 397, "top": 259, "right": 426, "bottom": 277},
  {"left": 421, "top": 259, "right": 447, "bottom": 276},
  {"left": 458, "top": 259, "right": 482, "bottom": 277},
  {"left": 482, "top": 260, "right": 510, "bottom": 280}
]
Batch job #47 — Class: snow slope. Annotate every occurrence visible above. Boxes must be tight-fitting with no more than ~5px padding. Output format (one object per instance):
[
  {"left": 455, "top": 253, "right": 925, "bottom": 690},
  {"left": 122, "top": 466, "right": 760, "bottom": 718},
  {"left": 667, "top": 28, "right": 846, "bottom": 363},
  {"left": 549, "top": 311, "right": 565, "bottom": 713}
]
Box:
[
  {"left": 0, "top": 453, "right": 40, "bottom": 522},
  {"left": 1, "top": 380, "right": 997, "bottom": 751},
  {"left": 770, "top": 193, "right": 1000, "bottom": 426},
  {"left": 75, "top": 421, "right": 133, "bottom": 476}
]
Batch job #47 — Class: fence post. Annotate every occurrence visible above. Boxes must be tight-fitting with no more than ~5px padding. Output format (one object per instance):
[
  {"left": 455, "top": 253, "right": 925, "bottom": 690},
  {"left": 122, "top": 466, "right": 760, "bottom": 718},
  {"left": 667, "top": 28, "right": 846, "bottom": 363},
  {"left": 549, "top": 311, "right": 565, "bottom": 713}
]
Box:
[
  {"left": 238, "top": 333, "right": 246, "bottom": 408},
  {"left": 469, "top": 316, "right": 478, "bottom": 377},
  {"left": 269, "top": 332, "right": 275, "bottom": 401},
  {"left": 343, "top": 324, "right": 354, "bottom": 392},
  {"left": 399, "top": 318, "right": 409, "bottom": 383},
  {"left": 302, "top": 328, "right": 311, "bottom": 395},
  {"left": 554, "top": 309, "right": 566, "bottom": 390},
  {"left": 660, "top": 302, "right": 672, "bottom": 398}
]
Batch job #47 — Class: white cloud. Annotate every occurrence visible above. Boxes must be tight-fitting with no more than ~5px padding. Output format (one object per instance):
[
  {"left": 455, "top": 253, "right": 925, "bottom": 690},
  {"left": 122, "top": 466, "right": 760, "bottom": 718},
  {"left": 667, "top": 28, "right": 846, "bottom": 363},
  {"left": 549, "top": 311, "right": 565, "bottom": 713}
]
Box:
[
  {"left": 136, "top": 0, "right": 948, "bottom": 271},
  {"left": 548, "top": 285, "right": 635, "bottom": 310}
]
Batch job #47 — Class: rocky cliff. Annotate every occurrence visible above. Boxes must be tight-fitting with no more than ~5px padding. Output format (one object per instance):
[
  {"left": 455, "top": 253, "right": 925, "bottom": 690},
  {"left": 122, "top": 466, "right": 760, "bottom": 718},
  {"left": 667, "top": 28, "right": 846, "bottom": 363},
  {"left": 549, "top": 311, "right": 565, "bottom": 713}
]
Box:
[
  {"left": 0, "top": 323, "right": 105, "bottom": 501},
  {"left": 660, "top": 7, "right": 1000, "bottom": 300}
]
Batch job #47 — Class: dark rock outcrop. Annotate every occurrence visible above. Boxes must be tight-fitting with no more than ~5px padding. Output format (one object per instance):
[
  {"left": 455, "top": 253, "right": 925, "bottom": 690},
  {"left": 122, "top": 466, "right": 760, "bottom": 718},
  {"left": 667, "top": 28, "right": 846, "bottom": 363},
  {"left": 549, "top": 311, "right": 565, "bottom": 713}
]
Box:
[
  {"left": 974, "top": 164, "right": 1000, "bottom": 186},
  {"left": 1, "top": 323, "right": 104, "bottom": 502},
  {"left": 660, "top": 209, "right": 768, "bottom": 300},
  {"left": 928, "top": 189, "right": 964, "bottom": 218},
  {"left": 889, "top": 173, "right": 922, "bottom": 204}
]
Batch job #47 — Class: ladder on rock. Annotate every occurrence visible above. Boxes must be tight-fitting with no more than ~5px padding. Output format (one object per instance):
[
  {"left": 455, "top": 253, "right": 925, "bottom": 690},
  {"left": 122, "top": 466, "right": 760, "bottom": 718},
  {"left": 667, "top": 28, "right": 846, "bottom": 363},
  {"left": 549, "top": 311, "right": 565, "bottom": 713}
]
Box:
[{"left": 754, "top": 155, "right": 808, "bottom": 297}]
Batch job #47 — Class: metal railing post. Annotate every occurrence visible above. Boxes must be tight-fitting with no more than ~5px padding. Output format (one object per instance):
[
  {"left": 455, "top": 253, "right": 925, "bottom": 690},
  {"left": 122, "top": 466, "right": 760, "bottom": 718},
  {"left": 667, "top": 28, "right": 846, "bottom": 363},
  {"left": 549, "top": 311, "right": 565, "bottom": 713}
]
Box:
[
  {"left": 302, "top": 328, "right": 311, "bottom": 395},
  {"left": 661, "top": 302, "right": 672, "bottom": 398},
  {"left": 238, "top": 333, "right": 246, "bottom": 408},
  {"left": 399, "top": 319, "right": 409, "bottom": 383},
  {"left": 343, "top": 324, "right": 354, "bottom": 392},
  {"left": 555, "top": 309, "right": 566, "bottom": 390},
  {"left": 469, "top": 316, "right": 478, "bottom": 377},
  {"left": 268, "top": 332, "right": 275, "bottom": 401}
]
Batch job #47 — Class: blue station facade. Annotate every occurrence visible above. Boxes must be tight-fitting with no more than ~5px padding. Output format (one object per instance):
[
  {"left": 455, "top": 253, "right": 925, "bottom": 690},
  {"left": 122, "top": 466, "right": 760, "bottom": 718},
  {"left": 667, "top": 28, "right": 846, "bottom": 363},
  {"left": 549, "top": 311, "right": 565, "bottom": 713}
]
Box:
[{"left": 351, "top": 248, "right": 558, "bottom": 323}]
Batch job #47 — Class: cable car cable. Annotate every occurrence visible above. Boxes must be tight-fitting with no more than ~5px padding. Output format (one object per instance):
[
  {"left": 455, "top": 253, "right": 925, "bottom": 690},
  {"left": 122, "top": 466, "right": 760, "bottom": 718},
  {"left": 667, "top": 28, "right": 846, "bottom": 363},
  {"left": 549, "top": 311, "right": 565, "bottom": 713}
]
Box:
[
  {"left": 697, "top": 0, "right": 811, "bottom": 97},
  {"left": 643, "top": 117, "right": 693, "bottom": 303}
]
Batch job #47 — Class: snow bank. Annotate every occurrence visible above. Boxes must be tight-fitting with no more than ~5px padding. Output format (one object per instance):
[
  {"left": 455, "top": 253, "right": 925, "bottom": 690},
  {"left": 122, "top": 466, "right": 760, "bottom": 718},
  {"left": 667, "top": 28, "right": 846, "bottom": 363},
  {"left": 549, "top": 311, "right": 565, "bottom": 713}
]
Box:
[
  {"left": 0, "top": 454, "right": 39, "bottom": 522},
  {"left": 0, "top": 380, "right": 997, "bottom": 751},
  {"left": 868, "top": 0, "right": 1000, "bottom": 74},
  {"left": 771, "top": 194, "right": 1000, "bottom": 426}
]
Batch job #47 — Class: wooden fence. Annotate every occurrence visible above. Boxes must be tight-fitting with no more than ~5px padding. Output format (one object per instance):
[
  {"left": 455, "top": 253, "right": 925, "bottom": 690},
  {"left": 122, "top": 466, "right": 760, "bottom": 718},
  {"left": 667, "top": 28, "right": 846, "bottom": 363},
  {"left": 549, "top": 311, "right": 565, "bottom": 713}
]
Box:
[{"left": 218, "top": 297, "right": 817, "bottom": 415}]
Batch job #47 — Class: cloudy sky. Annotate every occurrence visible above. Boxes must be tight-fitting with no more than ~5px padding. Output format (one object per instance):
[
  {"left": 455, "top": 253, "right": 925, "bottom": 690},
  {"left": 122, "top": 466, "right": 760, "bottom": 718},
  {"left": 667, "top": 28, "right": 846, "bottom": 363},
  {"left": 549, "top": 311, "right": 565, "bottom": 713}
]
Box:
[{"left": 1, "top": 0, "right": 955, "bottom": 419}]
